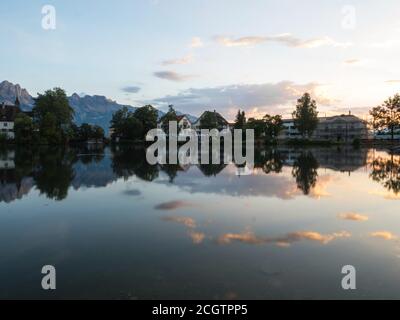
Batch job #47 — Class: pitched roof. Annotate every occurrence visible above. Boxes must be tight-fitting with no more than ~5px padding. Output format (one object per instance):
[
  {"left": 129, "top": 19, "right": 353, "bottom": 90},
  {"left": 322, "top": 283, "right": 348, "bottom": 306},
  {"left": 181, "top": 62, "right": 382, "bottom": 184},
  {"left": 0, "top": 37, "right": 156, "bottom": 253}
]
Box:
[
  {"left": 197, "top": 110, "right": 228, "bottom": 125},
  {"left": 0, "top": 104, "right": 21, "bottom": 122},
  {"left": 319, "top": 114, "right": 366, "bottom": 123}
]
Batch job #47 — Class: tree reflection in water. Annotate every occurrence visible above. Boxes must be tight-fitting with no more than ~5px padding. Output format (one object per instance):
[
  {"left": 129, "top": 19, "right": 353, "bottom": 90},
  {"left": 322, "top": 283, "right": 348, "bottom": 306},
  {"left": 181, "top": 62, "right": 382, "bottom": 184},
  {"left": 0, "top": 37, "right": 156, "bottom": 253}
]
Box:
[
  {"left": 370, "top": 153, "right": 400, "bottom": 195},
  {"left": 1, "top": 145, "right": 379, "bottom": 203},
  {"left": 254, "top": 149, "right": 285, "bottom": 174},
  {"left": 33, "top": 148, "right": 76, "bottom": 201},
  {"left": 111, "top": 145, "right": 159, "bottom": 182},
  {"left": 292, "top": 151, "right": 319, "bottom": 195}
]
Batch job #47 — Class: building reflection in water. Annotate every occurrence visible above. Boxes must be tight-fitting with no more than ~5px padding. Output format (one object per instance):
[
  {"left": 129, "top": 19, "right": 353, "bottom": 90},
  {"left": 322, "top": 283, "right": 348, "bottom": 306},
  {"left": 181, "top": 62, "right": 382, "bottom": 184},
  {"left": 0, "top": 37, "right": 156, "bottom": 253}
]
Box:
[{"left": 1, "top": 144, "right": 399, "bottom": 203}]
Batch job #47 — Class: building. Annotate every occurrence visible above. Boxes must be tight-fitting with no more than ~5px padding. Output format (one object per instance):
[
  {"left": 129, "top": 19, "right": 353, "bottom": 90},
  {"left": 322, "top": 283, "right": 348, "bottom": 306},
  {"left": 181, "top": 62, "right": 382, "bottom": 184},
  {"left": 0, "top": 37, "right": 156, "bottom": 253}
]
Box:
[
  {"left": 0, "top": 97, "right": 22, "bottom": 140},
  {"left": 192, "top": 110, "right": 231, "bottom": 134},
  {"left": 314, "top": 114, "right": 369, "bottom": 141},
  {"left": 157, "top": 114, "right": 193, "bottom": 131},
  {"left": 278, "top": 113, "right": 370, "bottom": 141},
  {"left": 280, "top": 119, "right": 301, "bottom": 139}
]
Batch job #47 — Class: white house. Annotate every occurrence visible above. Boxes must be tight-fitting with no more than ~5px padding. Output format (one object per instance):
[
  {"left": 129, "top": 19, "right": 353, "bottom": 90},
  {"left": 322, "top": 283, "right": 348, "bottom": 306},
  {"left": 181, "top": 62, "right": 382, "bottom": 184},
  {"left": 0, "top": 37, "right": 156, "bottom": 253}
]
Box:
[
  {"left": 0, "top": 99, "right": 22, "bottom": 139},
  {"left": 157, "top": 114, "right": 193, "bottom": 131}
]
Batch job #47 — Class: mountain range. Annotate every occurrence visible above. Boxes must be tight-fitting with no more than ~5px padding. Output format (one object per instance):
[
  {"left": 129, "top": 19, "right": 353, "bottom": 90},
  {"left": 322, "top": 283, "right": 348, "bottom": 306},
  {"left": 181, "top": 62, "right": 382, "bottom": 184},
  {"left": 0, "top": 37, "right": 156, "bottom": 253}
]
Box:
[{"left": 0, "top": 80, "right": 197, "bottom": 133}]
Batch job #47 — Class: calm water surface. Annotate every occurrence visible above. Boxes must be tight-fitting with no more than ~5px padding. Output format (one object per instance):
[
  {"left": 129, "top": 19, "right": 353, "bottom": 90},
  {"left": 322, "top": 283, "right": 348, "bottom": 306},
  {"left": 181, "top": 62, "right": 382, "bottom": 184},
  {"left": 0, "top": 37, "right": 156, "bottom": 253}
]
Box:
[{"left": 0, "top": 145, "right": 399, "bottom": 299}]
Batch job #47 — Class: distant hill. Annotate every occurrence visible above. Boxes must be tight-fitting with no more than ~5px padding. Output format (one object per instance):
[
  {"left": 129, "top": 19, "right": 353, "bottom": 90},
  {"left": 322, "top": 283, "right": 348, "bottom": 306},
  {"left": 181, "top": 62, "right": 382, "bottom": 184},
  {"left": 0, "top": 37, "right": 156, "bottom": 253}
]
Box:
[{"left": 0, "top": 80, "right": 197, "bottom": 133}]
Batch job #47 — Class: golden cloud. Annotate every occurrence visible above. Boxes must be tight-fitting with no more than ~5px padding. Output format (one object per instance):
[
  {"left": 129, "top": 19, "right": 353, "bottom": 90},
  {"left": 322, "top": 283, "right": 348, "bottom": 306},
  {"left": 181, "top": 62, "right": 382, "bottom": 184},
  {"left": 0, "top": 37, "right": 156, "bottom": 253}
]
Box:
[
  {"left": 217, "top": 230, "right": 351, "bottom": 246},
  {"left": 161, "top": 215, "right": 197, "bottom": 228},
  {"left": 338, "top": 212, "right": 369, "bottom": 221},
  {"left": 370, "top": 231, "right": 398, "bottom": 241}
]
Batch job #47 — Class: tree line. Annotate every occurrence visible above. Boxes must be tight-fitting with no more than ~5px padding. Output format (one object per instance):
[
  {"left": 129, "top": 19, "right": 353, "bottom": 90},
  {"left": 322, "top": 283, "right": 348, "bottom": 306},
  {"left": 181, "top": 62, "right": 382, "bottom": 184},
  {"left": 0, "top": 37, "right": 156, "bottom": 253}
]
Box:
[
  {"left": 3, "top": 86, "right": 400, "bottom": 145},
  {"left": 6, "top": 87, "right": 105, "bottom": 145}
]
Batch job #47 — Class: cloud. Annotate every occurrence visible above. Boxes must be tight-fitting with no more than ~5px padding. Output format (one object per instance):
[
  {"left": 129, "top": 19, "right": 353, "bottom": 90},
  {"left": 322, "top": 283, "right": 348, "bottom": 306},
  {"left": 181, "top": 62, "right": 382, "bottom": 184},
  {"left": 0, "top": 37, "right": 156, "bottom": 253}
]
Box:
[
  {"left": 154, "top": 71, "right": 196, "bottom": 82},
  {"left": 155, "top": 200, "right": 194, "bottom": 210},
  {"left": 161, "top": 215, "right": 197, "bottom": 228},
  {"left": 152, "top": 81, "right": 335, "bottom": 118},
  {"left": 385, "top": 80, "right": 400, "bottom": 84},
  {"left": 368, "top": 190, "right": 400, "bottom": 200},
  {"left": 162, "top": 54, "right": 193, "bottom": 66},
  {"left": 217, "top": 230, "right": 351, "bottom": 247},
  {"left": 215, "top": 33, "right": 351, "bottom": 48},
  {"left": 190, "top": 37, "right": 203, "bottom": 48},
  {"left": 343, "top": 58, "right": 368, "bottom": 66},
  {"left": 370, "top": 231, "right": 398, "bottom": 241},
  {"left": 189, "top": 231, "right": 205, "bottom": 244},
  {"left": 338, "top": 212, "right": 369, "bottom": 222},
  {"left": 121, "top": 86, "right": 141, "bottom": 94}
]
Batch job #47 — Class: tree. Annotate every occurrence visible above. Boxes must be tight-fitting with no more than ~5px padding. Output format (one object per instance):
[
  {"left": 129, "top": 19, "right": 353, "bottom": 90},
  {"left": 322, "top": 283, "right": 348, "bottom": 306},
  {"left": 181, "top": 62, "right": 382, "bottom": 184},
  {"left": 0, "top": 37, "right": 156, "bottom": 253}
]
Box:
[
  {"left": 292, "top": 93, "right": 319, "bottom": 138},
  {"left": 159, "top": 105, "right": 178, "bottom": 134},
  {"left": 14, "top": 113, "right": 35, "bottom": 144},
  {"left": 264, "top": 114, "right": 283, "bottom": 140},
  {"left": 370, "top": 93, "right": 400, "bottom": 142},
  {"left": 122, "top": 117, "right": 143, "bottom": 140},
  {"left": 133, "top": 105, "right": 158, "bottom": 138},
  {"left": 92, "top": 125, "right": 105, "bottom": 140},
  {"left": 76, "top": 123, "right": 104, "bottom": 141},
  {"left": 110, "top": 106, "right": 142, "bottom": 140},
  {"left": 111, "top": 106, "right": 130, "bottom": 138},
  {"left": 40, "top": 112, "right": 62, "bottom": 144},
  {"left": 78, "top": 123, "right": 93, "bottom": 141},
  {"left": 246, "top": 118, "right": 265, "bottom": 139},
  {"left": 234, "top": 110, "right": 246, "bottom": 129},
  {"left": 33, "top": 88, "right": 75, "bottom": 144}
]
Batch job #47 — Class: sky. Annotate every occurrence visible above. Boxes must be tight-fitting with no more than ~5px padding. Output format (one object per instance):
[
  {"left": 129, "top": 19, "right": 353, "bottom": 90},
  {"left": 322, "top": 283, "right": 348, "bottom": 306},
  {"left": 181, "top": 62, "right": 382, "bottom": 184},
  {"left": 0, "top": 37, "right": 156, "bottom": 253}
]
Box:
[{"left": 1, "top": 0, "right": 400, "bottom": 120}]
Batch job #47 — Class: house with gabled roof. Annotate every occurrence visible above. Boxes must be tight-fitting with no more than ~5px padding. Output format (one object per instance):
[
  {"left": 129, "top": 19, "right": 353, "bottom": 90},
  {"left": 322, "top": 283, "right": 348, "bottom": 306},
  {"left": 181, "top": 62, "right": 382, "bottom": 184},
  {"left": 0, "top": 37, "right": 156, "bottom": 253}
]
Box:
[
  {"left": 0, "top": 96, "right": 23, "bottom": 140},
  {"left": 192, "top": 110, "right": 231, "bottom": 133}
]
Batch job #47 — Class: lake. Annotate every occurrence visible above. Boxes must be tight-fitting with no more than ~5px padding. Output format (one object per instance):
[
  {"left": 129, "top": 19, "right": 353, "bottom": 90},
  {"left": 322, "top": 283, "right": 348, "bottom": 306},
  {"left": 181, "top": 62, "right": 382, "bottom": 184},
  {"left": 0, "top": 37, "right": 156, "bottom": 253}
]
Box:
[{"left": 0, "top": 145, "right": 399, "bottom": 299}]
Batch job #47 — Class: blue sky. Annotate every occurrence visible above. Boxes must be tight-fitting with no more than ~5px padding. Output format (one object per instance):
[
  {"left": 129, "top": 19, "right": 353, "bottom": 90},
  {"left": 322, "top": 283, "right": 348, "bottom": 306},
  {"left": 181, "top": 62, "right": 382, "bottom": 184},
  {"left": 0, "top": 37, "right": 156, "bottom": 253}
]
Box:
[{"left": 1, "top": 0, "right": 400, "bottom": 120}]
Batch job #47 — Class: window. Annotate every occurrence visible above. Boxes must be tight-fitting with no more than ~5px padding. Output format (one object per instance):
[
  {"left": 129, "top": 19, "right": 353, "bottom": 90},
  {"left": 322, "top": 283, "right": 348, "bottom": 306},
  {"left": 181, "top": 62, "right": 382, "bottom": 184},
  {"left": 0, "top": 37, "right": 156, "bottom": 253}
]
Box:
[{"left": 4, "top": 122, "right": 7, "bottom": 127}]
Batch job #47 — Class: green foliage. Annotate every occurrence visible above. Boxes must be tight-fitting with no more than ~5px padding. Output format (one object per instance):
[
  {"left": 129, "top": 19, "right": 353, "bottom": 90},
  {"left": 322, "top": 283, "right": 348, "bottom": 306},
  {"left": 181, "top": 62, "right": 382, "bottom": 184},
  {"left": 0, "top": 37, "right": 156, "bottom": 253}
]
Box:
[
  {"left": 76, "top": 123, "right": 105, "bottom": 141},
  {"left": 14, "top": 113, "right": 36, "bottom": 144},
  {"left": 33, "top": 88, "right": 75, "bottom": 144},
  {"left": 123, "top": 117, "right": 143, "bottom": 140},
  {"left": 263, "top": 114, "right": 283, "bottom": 140},
  {"left": 111, "top": 106, "right": 141, "bottom": 140},
  {"left": 246, "top": 114, "right": 283, "bottom": 141},
  {"left": 370, "top": 93, "right": 400, "bottom": 141},
  {"left": 39, "top": 112, "right": 62, "bottom": 145},
  {"left": 133, "top": 105, "right": 158, "bottom": 137},
  {"left": 111, "top": 105, "right": 157, "bottom": 141},
  {"left": 246, "top": 118, "right": 265, "bottom": 139},
  {"left": 292, "top": 93, "right": 319, "bottom": 138}
]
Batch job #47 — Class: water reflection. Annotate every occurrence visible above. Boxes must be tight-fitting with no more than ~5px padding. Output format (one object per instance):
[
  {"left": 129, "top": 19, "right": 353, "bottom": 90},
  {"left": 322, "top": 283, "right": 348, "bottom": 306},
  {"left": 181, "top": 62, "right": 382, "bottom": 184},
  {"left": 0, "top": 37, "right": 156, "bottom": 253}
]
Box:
[
  {"left": 370, "top": 154, "right": 400, "bottom": 195},
  {"left": 1, "top": 144, "right": 400, "bottom": 299},
  {"left": 292, "top": 151, "right": 319, "bottom": 195},
  {"left": 1, "top": 145, "right": 399, "bottom": 203}
]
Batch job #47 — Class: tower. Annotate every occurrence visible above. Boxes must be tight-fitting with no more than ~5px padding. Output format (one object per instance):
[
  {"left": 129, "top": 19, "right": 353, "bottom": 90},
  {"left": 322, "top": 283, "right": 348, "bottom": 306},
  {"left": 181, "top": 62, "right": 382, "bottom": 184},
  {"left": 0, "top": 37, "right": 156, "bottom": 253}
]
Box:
[{"left": 14, "top": 88, "right": 20, "bottom": 109}]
